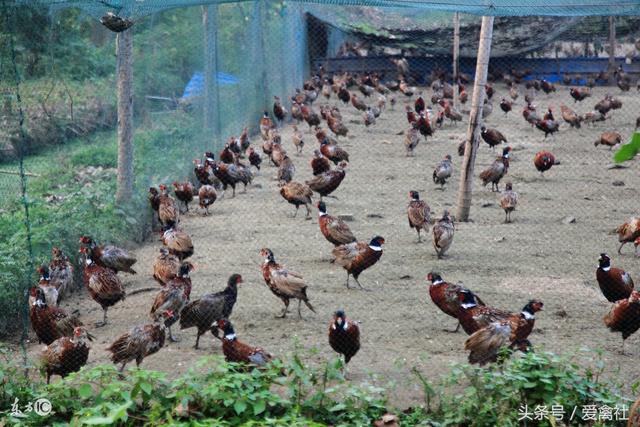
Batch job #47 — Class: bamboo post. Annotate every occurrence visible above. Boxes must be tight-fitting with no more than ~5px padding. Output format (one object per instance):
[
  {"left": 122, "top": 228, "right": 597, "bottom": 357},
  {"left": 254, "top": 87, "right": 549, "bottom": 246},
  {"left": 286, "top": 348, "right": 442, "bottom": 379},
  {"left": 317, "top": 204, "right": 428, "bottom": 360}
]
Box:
[
  {"left": 455, "top": 16, "right": 494, "bottom": 222},
  {"left": 115, "top": 29, "right": 134, "bottom": 204},
  {"left": 608, "top": 16, "right": 616, "bottom": 85},
  {"left": 452, "top": 12, "right": 460, "bottom": 109}
]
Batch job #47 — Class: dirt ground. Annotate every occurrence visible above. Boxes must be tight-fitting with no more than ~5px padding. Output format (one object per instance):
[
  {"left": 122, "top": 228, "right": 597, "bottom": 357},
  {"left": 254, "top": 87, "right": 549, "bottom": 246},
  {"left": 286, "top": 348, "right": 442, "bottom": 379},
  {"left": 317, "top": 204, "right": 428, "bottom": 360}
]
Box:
[{"left": 16, "top": 83, "right": 640, "bottom": 408}]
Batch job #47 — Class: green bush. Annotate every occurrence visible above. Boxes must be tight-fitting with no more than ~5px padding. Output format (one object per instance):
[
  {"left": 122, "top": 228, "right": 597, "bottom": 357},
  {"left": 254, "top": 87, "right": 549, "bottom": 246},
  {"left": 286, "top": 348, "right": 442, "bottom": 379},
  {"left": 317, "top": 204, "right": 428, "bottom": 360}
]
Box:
[
  {"left": 406, "top": 349, "right": 629, "bottom": 427},
  {"left": 0, "top": 348, "right": 629, "bottom": 426},
  {"left": 0, "top": 354, "right": 384, "bottom": 426}
]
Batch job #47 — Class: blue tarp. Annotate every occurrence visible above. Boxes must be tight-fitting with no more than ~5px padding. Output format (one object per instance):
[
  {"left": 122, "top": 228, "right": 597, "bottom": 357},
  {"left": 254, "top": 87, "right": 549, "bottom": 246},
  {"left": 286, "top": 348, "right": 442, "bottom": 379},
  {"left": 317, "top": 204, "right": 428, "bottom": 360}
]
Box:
[{"left": 182, "top": 71, "right": 239, "bottom": 99}]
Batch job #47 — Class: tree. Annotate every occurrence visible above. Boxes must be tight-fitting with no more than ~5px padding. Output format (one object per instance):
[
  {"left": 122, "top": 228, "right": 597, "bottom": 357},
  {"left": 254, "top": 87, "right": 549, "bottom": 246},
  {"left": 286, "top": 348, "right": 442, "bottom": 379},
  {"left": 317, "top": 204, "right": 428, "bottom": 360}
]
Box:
[
  {"left": 115, "top": 29, "right": 134, "bottom": 204},
  {"left": 455, "top": 16, "right": 494, "bottom": 222}
]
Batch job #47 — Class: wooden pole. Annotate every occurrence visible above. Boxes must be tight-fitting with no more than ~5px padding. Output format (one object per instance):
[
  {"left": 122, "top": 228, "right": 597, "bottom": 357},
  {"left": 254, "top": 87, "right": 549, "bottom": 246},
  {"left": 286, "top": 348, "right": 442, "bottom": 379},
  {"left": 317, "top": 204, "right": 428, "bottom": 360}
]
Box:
[
  {"left": 203, "top": 5, "right": 220, "bottom": 143},
  {"left": 115, "top": 29, "right": 134, "bottom": 204},
  {"left": 256, "top": 0, "right": 269, "bottom": 112},
  {"left": 455, "top": 16, "right": 494, "bottom": 222},
  {"left": 608, "top": 16, "right": 616, "bottom": 85},
  {"left": 452, "top": 12, "right": 460, "bottom": 110}
]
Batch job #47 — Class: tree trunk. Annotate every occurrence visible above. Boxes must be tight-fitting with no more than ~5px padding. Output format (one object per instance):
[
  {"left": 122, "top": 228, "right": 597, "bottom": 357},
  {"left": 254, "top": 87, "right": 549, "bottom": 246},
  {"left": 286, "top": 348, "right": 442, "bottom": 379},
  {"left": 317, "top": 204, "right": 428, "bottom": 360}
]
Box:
[
  {"left": 115, "top": 29, "right": 134, "bottom": 204},
  {"left": 608, "top": 16, "right": 616, "bottom": 85},
  {"left": 203, "top": 5, "right": 220, "bottom": 143},
  {"left": 455, "top": 16, "right": 494, "bottom": 222}
]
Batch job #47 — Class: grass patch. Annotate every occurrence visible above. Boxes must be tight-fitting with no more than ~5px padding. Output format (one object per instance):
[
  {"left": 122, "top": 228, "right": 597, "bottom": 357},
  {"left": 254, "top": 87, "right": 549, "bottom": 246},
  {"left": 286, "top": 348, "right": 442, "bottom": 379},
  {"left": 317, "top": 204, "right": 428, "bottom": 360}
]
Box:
[
  {"left": 0, "top": 110, "right": 208, "bottom": 338},
  {"left": 0, "top": 78, "right": 117, "bottom": 162}
]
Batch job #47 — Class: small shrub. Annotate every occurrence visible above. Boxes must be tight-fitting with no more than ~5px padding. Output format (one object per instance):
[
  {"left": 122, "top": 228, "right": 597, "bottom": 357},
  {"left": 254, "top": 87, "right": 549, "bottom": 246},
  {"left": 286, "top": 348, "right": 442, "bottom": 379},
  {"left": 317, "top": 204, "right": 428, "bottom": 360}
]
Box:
[
  {"left": 405, "top": 349, "right": 629, "bottom": 427},
  {"left": 0, "top": 348, "right": 630, "bottom": 426}
]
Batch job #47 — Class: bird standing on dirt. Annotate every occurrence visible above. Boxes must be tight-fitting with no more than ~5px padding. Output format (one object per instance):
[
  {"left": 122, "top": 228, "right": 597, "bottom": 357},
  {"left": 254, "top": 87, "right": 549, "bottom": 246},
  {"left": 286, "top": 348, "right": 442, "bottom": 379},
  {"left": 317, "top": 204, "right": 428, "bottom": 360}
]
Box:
[
  {"left": 596, "top": 253, "right": 634, "bottom": 303},
  {"left": 217, "top": 319, "right": 273, "bottom": 366},
  {"left": 427, "top": 272, "right": 485, "bottom": 333},
  {"left": 29, "top": 287, "right": 83, "bottom": 345},
  {"left": 465, "top": 300, "right": 544, "bottom": 365},
  {"left": 180, "top": 274, "right": 243, "bottom": 349},
  {"left": 49, "top": 247, "right": 73, "bottom": 302},
  {"left": 332, "top": 236, "right": 385, "bottom": 290},
  {"left": 279, "top": 181, "right": 313, "bottom": 219},
  {"left": 479, "top": 147, "right": 511, "bottom": 192},
  {"left": 150, "top": 262, "right": 194, "bottom": 342},
  {"left": 162, "top": 227, "right": 194, "bottom": 260},
  {"left": 41, "top": 326, "right": 93, "bottom": 384},
  {"left": 533, "top": 151, "right": 555, "bottom": 177},
  {"left": 432, "top": 155, "right": 453, "bottom": 190},
  {"left": 79, "top": 246, "right": 126, "bottom": 327},
  {"left": 328, "top": 309, "right": 360, "bottom": 364},
  {"left": 107, "top": 311, "right": 171, "bottom": 371},
  {"left": 481, "top": 126, "right": 507, "bottom": 151},
  {"left": 407, "top": 191, "right": 430, "bottom": 243},
  {"left": 79, "top": 236, "right": 137, "bottom": 275},
  {"left": 499, "top": 182, "right": 518, "bottom": 223},
  {"left": 317, "top": 201, "right": 356, "bottom": 247},
  {"left": 260, "top": 248, "right": 316, "bottom": 318},
  {"left": 616, "top": 217, "right": 640, "bottom": 255},
  {"left": 306, "top": 161, "right": 347, "bottom": 201},
  {"left": 604, "top": 291, "right": 640, "bottom": 355},
  {"left": 432, "top": 211, "right": 454, "bottom": 259}
]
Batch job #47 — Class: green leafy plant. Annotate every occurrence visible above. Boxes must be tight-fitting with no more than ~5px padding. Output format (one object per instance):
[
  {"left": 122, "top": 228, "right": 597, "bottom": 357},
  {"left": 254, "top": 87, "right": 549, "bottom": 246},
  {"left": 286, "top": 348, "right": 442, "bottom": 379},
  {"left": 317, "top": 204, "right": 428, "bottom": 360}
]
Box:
[
  {"left": 614, "top": 132, "right": 640, "bottom": 163},
  {"left": 405, "top": 349, "right": 628, "bottom": 427},
  {"left": 0, "top": 348, "right": 630, "bottom": 426}
]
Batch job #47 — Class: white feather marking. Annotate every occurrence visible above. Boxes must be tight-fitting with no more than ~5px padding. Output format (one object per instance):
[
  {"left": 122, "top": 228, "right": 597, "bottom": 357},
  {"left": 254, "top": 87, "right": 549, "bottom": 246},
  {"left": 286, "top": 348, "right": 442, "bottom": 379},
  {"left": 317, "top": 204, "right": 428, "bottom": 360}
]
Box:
[
  {"left": 432, "top": 279, "right": 444, "bottom": 285},
  {"left": 343, "top": 321, "right": 349, "bottom": 330},
  {"left": 319, "top": 212, "right": 327, "bottom": 217},
  {"left": 461, "top": 302, "right": 476, "bottom": 309},
  {"left": 602, "top": 266, "right": 611, "bottom": 272},
  {"left": 369, "top": 245, "right": 383, "bottom": 251},
  {"left": 522, "top": 311, "right": 535, "bottom": 320},
  {"left": 225, "top": 333, "right": 236, "bottom": 340}
]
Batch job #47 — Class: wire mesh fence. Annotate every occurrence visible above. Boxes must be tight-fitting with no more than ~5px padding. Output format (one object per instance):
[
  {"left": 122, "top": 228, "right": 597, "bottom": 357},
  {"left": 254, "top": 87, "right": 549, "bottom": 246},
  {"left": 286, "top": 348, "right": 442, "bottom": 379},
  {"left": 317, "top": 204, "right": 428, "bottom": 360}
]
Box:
[{"left": 1, "top": 1, "right": 640, "bottom": 423}]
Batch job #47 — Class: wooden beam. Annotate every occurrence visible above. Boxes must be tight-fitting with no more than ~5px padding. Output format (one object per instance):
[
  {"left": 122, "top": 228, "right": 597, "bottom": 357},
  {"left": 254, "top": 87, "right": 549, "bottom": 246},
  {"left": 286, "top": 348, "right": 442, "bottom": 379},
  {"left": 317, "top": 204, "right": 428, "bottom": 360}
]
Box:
[
  {"left": 608, "top": 16, "right": 616, "bottom": 85},
  {"left": 115, "top": 29, "right": 134, "bottom": 205},
  {"left": 452, "top": 13, "right": 460, "bottom": 82},
  {"left": 452, "top": 12, "right": 460, "bottom": 109},
  {"left": 202, "top": 4, "right": 220, "bottom": 142},
  {"left": 0, "top": 169, "right": 40, "bottom": 177},
  {"left": 455, "top": 16, "right": 494, "bottom": 222}
]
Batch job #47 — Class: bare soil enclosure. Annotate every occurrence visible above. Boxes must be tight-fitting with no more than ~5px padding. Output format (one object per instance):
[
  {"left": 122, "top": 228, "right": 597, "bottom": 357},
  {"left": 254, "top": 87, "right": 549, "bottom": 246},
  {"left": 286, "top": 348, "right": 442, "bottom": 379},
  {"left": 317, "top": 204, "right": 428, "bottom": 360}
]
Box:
[{"left": 15, "top": 83, "right": 640, "bottom": 407}]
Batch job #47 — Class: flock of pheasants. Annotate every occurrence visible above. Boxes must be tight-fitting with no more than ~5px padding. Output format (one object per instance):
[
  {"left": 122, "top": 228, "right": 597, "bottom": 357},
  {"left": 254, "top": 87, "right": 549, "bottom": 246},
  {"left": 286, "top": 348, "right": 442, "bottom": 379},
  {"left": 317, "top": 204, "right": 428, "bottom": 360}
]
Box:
[{"left": 27, "top": 61, "right": 640, "bottom": 385}]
